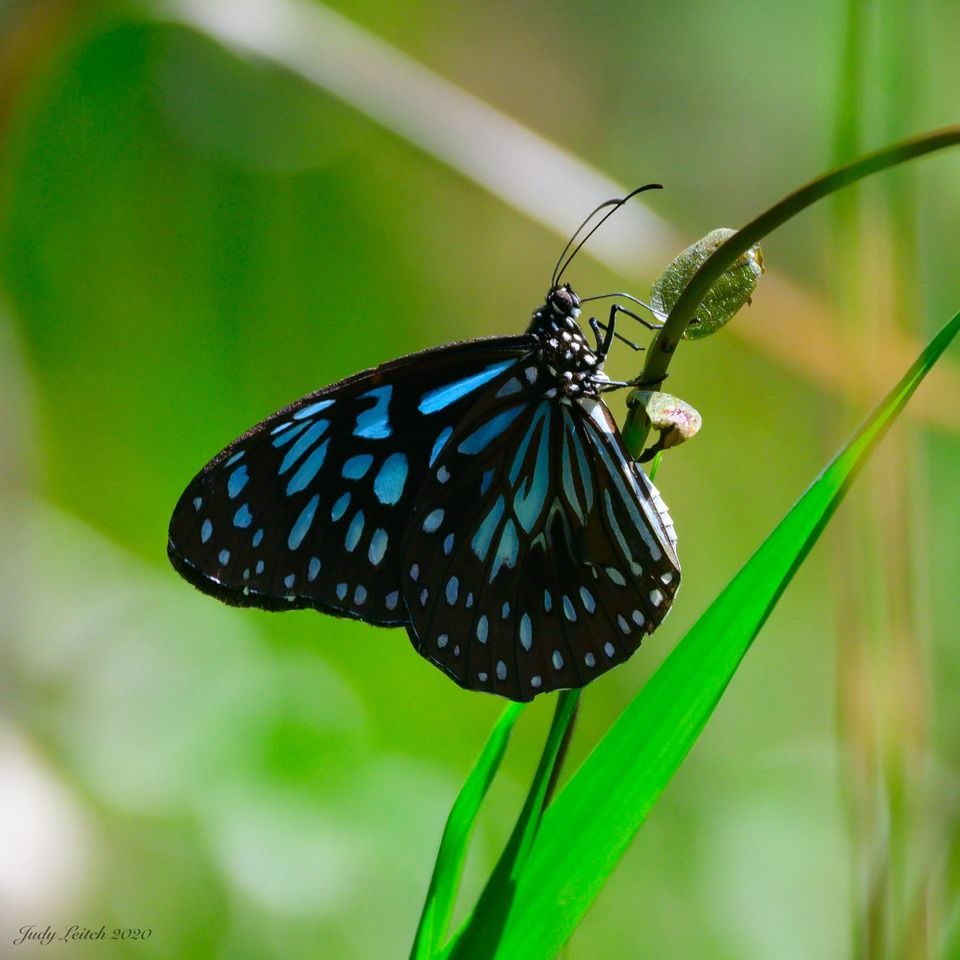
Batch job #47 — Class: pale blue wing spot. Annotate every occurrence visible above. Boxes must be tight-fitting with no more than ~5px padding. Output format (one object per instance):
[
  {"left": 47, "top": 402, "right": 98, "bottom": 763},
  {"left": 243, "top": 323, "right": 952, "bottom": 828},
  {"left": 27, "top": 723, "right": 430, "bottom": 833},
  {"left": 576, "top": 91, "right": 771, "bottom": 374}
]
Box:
[
  {"left": 331, "top": 492, "right": 351, "bottom": 521},
  {"left": 284, "top": 574, "right": 295, "bottom": 589},
  {"left": 227, "top": 465, "right": 249, "bottom": 499},
  {"left": 354, "top": 386, "right": 393, "bottom": 439},
  {"left": 293, "top": 399, "right": 335, "bottom": 420},
  {"left": 342, "top": 454, "right": 374, "bottom": 480},
  {"left": 520, "top": 614, "right": 533, "bottom": 651},
  {"left": 354, "top": 585, "right": 367, "bottom": 605},
  {"left": 579, "top": 586, "right": 596, "bottom": 614},
  {"left": 409, "top": 563, "right": 420, "bottom": 581},
  {"left": 288, "top": 494, "right": 320, "bottom": 550},
  {"left": 445, "top": 576, "right": 459, "bottom": 605},
  {"left": 508, "top": 403, "right": 549, "bottom": 485},
  {"left": 336, "top": 582, "right": 348, "bottom": 601},
  {"left": 345, "top": 511, "right": 365, "bottom": 552},
  {"left": 601, "top": 489, "right": 636, "bottom": 569},
  {"left": 562, "top": 595, "right": 577, "bottom": 622},
  {"left": 617, "top": 615, "right": 630, "bottom": 635},
  {"left": 252, "top": 528, "right": 264, "bottom": 548},
  {"left": 218, "top": 549, "right": 230, "bottom": 565},
  {"left": 501, "top": 601, "right": 510, "bottom": 618},
  {"left": 543, "top": 589, "right": 552, "bottom": 612},
  {"left": 588, "top": 422, "right": 664, "bottom": 561},
  {"left": 286, "top": 439, "right": 330, "bottom": 495},
  {"left": 256, "top": 559, "right": 265, "bottom": 575},
  {"left": 471, "top": 494, "right": 505, "bottom": 561},
  {"left": 272, "top": 421, "right": 310, "bottom": 448},
  {"left": 374, "top": 453, "right": 409, "bottom": 505},
  {"left": 564, "top": 409, "right": 595, "bottom": 512},
  {"left": 478, "top": 671, "right": 488, "bottom": 682},
  {"left": 270, "top": 421, "right": 291, "bottom": 435},
  {"left": 458, "top": 406, "right": 524, "bottom": 455},
  {"left": 201, "top": 519, "right": 212, "bottom": 543},
  {"left": 419, "top": 587, "right": 429, "bottom": 607},
  {"left": 279, "top": 420, "right": 330, "bottom": 474},
  {"left": 606, "top": 566, "right": 627, "bottom": 586},
  {"left": 368, "top": 528, "right": 388, "bottom": 566},
  {"left": 476, "top": 615, "right": 489, "bottom": 643},
  {"left": 437, "top": 634, "right": 449, "bottom": 649},
  {"left": 429, "top": 427, "right": 453, "bottom": 467},
  {"left": 385, "top": 591, "right": 399, "bottom": 611},
  {"left": 465, "top": 593, "right": 474, "bottom": 608},
  {"left": 552, "top": 650, "right": 564, "bottom": 670},
  {"left": 308, "top": 557, "right": 322, "bottom": 581},
  {"left": 561, "top": 427, "right": 585, "bottom": 523},
  {"left": 495, "top": 376, "right": 523, "bottom": 398},
  {"left": 496, "top": 660, "right": 507, "bottom": 680},
  {"left": 233, "top": 503, "right": 253, "bottom": 528},
  {"left": 443, "top": 533, "right": 455, "bottom": 556},
  {"left": 585, "top": 652, "right": 596, "bottom": 668},
  {"left": 513, "top": 408, "right": 552, "bottom": 533},
  {"left": 490, "top": 518, "right": 519, "bottom": 581},
  {"left": 632, "top": 609, "right": 645, "bottom": 625},
  {"left": 192, "top": 496, "right": 202, "bottom": 511},
  {"left": 422, "top": 509, "right": 445, "bottom": 533},
  {"left": 437, "top": 465, "right": 450, "bottom": 483},
  {"left": 480, "top": 469, "right": 495, "bottom": 495},
  {"left": 418, "top": 360, "right": 515, "bottom": 414},
  {"left": 225, "top": 450, "right": 245, "bottom": 467},
  {"left": 531, "top": 675, "right": 542, "bottom": 688}
]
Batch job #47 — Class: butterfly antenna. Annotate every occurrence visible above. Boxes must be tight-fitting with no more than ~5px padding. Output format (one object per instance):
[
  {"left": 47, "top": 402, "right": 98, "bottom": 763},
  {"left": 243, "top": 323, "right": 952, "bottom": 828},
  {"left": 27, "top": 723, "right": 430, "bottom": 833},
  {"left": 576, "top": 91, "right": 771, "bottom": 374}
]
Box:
[
  {"left": 553, "top": 184, "right": 663, "bottom": 287},
  {"left": 550, "top": 198, "right": 622, "bottom": 289}
]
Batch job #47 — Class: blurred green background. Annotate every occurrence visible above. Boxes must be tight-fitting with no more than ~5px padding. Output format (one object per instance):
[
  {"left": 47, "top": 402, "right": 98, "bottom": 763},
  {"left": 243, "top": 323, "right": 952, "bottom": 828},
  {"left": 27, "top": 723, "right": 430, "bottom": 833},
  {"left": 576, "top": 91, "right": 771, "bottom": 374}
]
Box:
[{"left": 1, "top": 1, "right": 958, "bottom": 958}]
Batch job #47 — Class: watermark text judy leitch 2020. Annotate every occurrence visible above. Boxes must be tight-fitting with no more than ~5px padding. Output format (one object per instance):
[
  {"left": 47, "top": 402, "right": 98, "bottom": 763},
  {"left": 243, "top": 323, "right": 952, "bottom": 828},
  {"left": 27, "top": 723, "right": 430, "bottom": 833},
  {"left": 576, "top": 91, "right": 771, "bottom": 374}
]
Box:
[{"left": 12, "top": 925, "right": 152, "bottom": 946}]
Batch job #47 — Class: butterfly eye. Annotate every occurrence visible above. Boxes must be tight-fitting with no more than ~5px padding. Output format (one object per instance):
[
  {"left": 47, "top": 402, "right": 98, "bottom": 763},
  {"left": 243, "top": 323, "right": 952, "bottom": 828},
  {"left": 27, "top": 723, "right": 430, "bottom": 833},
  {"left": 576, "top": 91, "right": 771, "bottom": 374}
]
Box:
[{"left": 549, "top": 286, "right": 578, "bottom": 316}]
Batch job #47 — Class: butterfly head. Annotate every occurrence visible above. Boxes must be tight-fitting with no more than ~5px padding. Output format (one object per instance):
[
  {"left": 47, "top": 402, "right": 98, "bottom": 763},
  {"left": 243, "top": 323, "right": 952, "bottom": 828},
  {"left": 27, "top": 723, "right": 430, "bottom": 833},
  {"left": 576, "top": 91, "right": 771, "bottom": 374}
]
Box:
[{"left": 546, "top": 283, "right": 582, "bottom": 321}]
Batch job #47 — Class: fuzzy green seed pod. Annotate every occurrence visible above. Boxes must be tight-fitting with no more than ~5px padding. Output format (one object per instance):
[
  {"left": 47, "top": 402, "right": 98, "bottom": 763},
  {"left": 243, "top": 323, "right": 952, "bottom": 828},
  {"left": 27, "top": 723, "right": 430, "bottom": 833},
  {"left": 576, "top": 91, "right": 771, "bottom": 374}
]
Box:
[{"left": 650, "top": 228, "right": 764, "bottom": 339}]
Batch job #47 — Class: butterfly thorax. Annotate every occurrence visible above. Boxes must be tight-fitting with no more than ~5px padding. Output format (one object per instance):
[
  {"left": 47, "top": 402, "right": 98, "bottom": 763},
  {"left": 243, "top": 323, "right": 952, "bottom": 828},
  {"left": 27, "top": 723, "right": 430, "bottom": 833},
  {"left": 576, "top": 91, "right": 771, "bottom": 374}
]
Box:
[{"left": 526, "top": 284, "right": 604, "bottom": 399}]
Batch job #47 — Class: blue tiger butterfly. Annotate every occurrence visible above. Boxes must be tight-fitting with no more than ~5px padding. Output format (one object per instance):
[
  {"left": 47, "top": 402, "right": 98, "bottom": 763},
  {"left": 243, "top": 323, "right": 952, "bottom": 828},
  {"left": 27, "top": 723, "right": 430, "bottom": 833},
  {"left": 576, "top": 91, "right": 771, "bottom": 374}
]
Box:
[{"left": 168, "top": 187, "right": 680, "bottom": 701}]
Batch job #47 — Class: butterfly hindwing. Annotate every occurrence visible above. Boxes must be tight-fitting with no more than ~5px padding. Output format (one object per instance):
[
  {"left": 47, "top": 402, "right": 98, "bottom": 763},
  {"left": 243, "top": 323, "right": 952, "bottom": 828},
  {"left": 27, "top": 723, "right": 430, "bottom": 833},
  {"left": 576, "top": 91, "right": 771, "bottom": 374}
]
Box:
[
  {"left": 167, "top": 337, "right": 534, "bottom": 624},
  {"left": 400, "top": 360, "right": 681, "bottom": 701}
]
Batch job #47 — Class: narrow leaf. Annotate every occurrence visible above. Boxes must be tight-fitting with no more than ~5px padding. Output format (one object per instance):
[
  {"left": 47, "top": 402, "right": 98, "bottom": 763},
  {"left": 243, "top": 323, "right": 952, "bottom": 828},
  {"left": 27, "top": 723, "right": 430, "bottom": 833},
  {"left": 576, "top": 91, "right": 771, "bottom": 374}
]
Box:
[
  {"left": 450, "top": 311, "right": 960, "bottom": 960},
  {"left": 446, "top": 690, "right": 580, "bottom": 958},
  {"left": 410, "top": 701, "right": 525, "bottom": 959}
]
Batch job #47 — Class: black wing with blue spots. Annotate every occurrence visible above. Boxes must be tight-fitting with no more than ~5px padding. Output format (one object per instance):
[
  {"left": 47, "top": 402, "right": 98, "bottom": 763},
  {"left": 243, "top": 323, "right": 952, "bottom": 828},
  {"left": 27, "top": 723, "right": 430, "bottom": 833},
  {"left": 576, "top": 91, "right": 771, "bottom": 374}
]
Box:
[
  {"left": 169, "top": 283, "right": 682, "bottom": 701},
  {"left": 168, "top": 337, "right": 534, "bottom": 625},
  {"left": 399, "top": 360, "right": 680, "bottom": 701}
]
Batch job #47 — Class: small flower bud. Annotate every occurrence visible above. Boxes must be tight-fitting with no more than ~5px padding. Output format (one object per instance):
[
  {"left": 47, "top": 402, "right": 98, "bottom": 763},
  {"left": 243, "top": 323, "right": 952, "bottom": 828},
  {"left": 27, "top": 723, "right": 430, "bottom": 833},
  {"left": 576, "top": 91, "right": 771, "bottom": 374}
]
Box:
[{"left": 624, "top": 391, "right": 702, "bottom": 462}]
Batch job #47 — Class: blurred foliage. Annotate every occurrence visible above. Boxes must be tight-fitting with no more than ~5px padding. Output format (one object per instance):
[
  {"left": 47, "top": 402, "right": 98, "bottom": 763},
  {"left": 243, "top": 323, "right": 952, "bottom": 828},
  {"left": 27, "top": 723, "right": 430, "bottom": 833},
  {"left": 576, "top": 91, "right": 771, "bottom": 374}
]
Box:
[{"left": 0, "top": 2, "right": 957, "bottom": 959}]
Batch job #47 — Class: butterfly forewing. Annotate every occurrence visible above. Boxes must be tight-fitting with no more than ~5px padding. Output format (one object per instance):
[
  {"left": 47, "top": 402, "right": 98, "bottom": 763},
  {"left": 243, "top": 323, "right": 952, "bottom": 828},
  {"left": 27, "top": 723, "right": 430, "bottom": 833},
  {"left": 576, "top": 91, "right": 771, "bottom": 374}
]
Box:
[
  {"left": 168, "top": 337, "right": 534, "bottom": 623},
  {"left": 400, "top": 360, "right": 680, "bottom": 701}
]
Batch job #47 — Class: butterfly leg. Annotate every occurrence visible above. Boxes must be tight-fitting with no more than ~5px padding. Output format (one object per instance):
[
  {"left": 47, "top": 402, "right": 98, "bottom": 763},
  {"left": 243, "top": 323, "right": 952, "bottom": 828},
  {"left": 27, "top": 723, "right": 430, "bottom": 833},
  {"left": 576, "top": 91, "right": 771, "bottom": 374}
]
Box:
[
  {"left": 589, "top": 316, "right": 616, "bottom": 359},
  {"left": 590, "top": 316, "right": 643, "bottom": 359},
  {"left": 609, "top": 302, "right": 663, "bottom": 332}
]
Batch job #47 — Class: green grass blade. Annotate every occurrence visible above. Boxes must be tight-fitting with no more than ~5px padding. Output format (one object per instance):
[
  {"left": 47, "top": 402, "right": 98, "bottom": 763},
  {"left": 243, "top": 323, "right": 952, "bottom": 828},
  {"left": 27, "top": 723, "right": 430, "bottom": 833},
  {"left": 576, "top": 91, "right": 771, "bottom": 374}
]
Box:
[
  {"left": 410, "top": 701, "right": 525, "bottom": 960},
  {"left": 445, "top": 690, "right": 581, "bottom": 959},
  {"left": 448, "top": 311, "right": 960, "bottom": 960}
]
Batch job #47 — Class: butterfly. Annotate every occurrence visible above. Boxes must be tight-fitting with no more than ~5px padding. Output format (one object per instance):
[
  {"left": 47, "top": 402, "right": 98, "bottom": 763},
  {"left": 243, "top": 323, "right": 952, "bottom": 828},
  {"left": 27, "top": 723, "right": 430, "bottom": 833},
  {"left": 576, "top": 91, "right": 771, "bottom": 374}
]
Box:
[{"left": 168, "top": 187, "right": 680, "bottom": 701}]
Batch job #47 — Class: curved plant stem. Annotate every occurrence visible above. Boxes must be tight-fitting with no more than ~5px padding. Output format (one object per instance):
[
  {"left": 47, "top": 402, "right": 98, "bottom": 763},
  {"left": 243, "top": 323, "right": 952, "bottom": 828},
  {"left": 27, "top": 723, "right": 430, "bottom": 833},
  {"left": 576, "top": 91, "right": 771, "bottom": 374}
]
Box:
[{"left": 637, "top": 127, "right": 960, "bottom": 419}]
